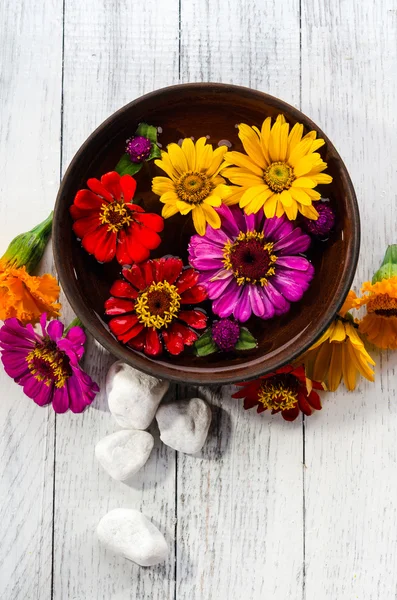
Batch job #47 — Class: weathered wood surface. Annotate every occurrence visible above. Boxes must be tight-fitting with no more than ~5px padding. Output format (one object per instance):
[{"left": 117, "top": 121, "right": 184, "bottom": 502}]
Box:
[{"left": 1, "top": 0, "right": 397, "bottom": 598}]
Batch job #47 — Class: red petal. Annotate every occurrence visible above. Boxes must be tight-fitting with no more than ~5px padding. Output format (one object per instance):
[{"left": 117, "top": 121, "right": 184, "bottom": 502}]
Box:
[
  {"left": 109, "top": 314, "right": 139, "bottom": 335},
  {"left": 176, "top": 268, "right": 199, "bottom": 294},
  {"left": 257, "top": 405, "right": 266, "bottom": 413},
  {"left": 307, "top": 390, "right": 322, "bottom": 411},
  {"left": 179, "top": 310, "right": 207, "bottom": 329},
  {"left": 276, "top": 365, "right": 295, "bottom": 376},
  {"left": 109, "top": 280, "right": 138, "bottom": 300},
  {"left": 135, "top": 212, "right": 164, "bottom": 233},
  {"left": 127, "top": 330, "right": 146, "bottom": 350},
  {"left": 116, "top": 230, "right": 134, "bottom": 266},
  {"left": 311, "top": 381, "right": 324, "bottom": 391},
  {"left": 162, "top": 328, "right": 185, "bottom": 355},
  {"left": 130, "top": 223, "right": 161, "bottom": 250},
  {"left": 141, "top": 260, "right": 155, "bottom": 286},
  {"left": 281, "top": 405, "right": 300, "bottom": 421},
  {"left": 243, "top": 397, "right": 259, "bottom": 410},
  {"left": 180, "top": 284, "right": 207, "bottom": 304},
  {"left": 82, "top": 226, "right": 116, "bottom": 262},
  {"left": 127, "top": 203, "right": 145, "bottom": 213},
  {"left": 100, "top": 171, "right": 122, "bottom": 201},
  {"left": 122, "top": 264, "right": 146, "bottom": 290},
  {"left": 154, "top": 257, "right": 183, "bottom": 284},
  {"left": 232, "top": 382, "right": 261, "bottom": 398},
  {"left": 87, "top": 178, "right": 113, "bottom": 201},
  {"left": 73, "top": 189, "right": 104, "bottom": 211},
  {"left": 72, "top": 215, "right": 101, "bottom": 238},
  {"left": 170, "top": 322, "right": 197, "bottom": 345},
  {"left": 144, "top": 328, "right": 162, "bottom": 356},
  {"left": 120, "top": 175, "right": 137, "bottom": 203},
  {"left": 118, "top": 323, "right": 144, "bottom": 343},
  {"left": 297, "top": 391, "right": 313, "bottom": 416},
  {"left": 104, "top": 297, "right": 135, "bottom": 315},
  {"left": 124, "top": 227, "right": 151, "bottom": 263}
]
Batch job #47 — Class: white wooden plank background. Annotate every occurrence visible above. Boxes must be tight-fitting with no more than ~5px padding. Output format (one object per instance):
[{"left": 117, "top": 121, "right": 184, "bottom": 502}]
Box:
[{"left": 1, "top": 0, "right": 397, "bottom": 599}]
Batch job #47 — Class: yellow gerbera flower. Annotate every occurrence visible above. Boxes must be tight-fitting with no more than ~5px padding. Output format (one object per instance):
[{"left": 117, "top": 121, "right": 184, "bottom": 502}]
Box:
[
  {"left": 221, "top": 114, "right": 332, "bottom": 221},
  {"left": 152, "top": 137, "right": 231, "bottom": 235},
  {"left": 301, "top": 291, "right": 375, "bottom": 391},
  {"left": 356, "top": 277, "right": 397, "bottom": 349}
]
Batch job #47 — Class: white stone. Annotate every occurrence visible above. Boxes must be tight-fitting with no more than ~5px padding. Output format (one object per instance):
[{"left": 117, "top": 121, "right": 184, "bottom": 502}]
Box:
[
  {"left": 97, "top": 508, "right": 168, "bottom": 567},
  {"left": 95, "top": 430, "right": 154, "bottom": 481},
  {"left": 106, "top": 361, "right": 169, "bottom": 430},
  {"left": 156, "top": 397, "right": 212, "bottom": 454}
]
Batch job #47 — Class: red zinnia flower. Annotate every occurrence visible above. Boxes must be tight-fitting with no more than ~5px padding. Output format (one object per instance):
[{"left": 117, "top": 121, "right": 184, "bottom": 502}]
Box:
[
  {"left": 70, "top": 171, "right": 164, "bottom": 265},
  {"left": 105, "top": 257, "right": 208, "bottom": 356},
  {"left": 232, "top": 365, "right": 323, "bottom": 421}
]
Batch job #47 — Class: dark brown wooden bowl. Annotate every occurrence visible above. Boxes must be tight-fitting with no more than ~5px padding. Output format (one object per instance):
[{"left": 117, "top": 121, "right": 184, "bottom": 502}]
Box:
[{"left": 53, "top": 83, "right": 360, "bottom": 385}]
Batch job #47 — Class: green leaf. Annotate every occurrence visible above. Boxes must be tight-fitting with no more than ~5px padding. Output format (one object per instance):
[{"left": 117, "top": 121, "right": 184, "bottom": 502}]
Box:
[
  {"left": 136, "top": 123, "right": 158, "bottom": 144},
  {"left": 235, "top": 327, "right": 258, "bottom": 351},
  {"left": 148, "top": 144, "right": 162, "bottom": 160},
  {"left": 194, "top": 330, "right": 218, "bottom": 356},
  {"left": 115, "top": 154, "right": 143, "bottom": 176}
]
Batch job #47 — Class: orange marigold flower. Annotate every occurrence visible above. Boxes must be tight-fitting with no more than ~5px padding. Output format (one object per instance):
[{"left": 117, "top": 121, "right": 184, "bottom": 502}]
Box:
[{"left": 0, "top": 265, "right": 61, "bottom": 324}]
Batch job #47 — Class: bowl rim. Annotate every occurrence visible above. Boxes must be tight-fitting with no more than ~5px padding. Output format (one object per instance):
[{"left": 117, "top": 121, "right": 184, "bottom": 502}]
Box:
[{"left": 53, "top": 82, "right": 360, "bottom": 385}]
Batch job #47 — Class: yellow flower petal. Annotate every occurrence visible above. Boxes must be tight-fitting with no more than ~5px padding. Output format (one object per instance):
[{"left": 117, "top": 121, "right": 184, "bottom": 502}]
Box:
[
  {"left": 223, "top": 186, "right": 245, "bottom": 206},
  {"left": 327, "top": 343, "right": 343, "bottom": 391},
  {"left": 238, "top": 124, "right": 267, "bottom": 169},
  {"left": 207, "top": 145, "right": 228, "bottom": 177},
  {"left": 192, "top": 205, "right": 207, "bottom": 235},
  {"left": 279, "top": 122, "right": 290, "bottom": 161},
  {"left": 195, "top": 137, "right": 213, "bottom": 170},
  {"left": 290, "top": 187, "right": 312, "bottom": 206},
  {"left": 263, "top": 193, "right": 278, "bottom": 218},
  {"left": 329, "top": 319, "right": 347, "bottom": 342},
  {"left": 158, "top": 191, "right": 179, "bottom": 204},
  {"left": 312, "top": 340, "right": 333, "bottom": 381},
  {"left": 223, "top": 151, "right": 263, "bottom": 177},
  {"left": 245, "top": 187, "right": 274, "bottom": 215},
  {"left": 167, "top": 143, "right": 189, "bottom": 173},
  {"left": 291, "top": 177, "right": 317, "bottom": 189},
  {"left": 152, "top": 176, "right": 175, "bottom": 195},
  {"left": 154, "top": 157, "right": 178, "bottom": 180},
  {"left": 279, "top": 189, "right": 293, "bottom": 207},
  {"left": 221, "top": 167, "right": 264, "bottom": 187},
  {"left": 269, "top": 120, "right": 282, "bottom": 162},
  {"left": 176, "top": 200, "right": 193, "bottom": 215},
  {"left": 181, "top": 138, "right": 196, "bottom": 170},
  {"left": 201, "top": 203, "right": 221, "bottom": 229},
  {"left": 162, "top": 203, "right": 180, "bottom": 218},
  {"left": 204, "top": 194, "right": 222, "bottom": 207},
  {"left": 239, "top": 185, "right": 269, "bottom": 208},
  {"left": 282, "top": 199, "right": 298, "bottom": 220},
  {"left": 342, "top": 344, "right": 357, "bottom": 391},
  {"left": 287, "top": 122, "right": 304, "bottom": 154},
  {"left": 293, "top": 154, "right": 321, "bottom": 177},
  {"left": 288, "top": 138, "right": 314, "bottom": 166}
]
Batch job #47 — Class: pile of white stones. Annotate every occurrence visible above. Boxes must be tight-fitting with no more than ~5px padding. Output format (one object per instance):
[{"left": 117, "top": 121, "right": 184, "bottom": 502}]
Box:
[{"left": 96, "top": 361, "right": 212, "bottom": 567}]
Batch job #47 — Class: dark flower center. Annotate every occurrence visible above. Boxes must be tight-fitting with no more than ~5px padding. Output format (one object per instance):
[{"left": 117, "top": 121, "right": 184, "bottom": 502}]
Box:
[
  {"left": 99, "top": 202, "right": 132, "bottom": 233},
  {"left": 258, "top": 374, "right": 299, "bottom": 411},
  {"left": 212, "top": 319, "right": 240, "bottom": 351},
  {"left": 27, "top": 339, "right": 71, "bottom": 388},
  {"left": 126, "top": 136, "right": 152, "bottom": 163},
  {"left": 175, "top": 171, "right": 215, "bottom": 204},
  {"left": 135, "top": 281, "right": 181, "bottom": 329},
  {"left": 223, "top": 231, "right": 277, "bottom": 286}
]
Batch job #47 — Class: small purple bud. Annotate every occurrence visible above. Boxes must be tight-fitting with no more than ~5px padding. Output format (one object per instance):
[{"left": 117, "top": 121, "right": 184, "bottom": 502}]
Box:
[
  {"left": 211, "top": 319, "right": 240, "bottom": 352},
  {"left": 302, "top": 201, "right": 335, "bottom": 238},
  {"left": 126, "top": 136, "right": 152, "bottom": 163}
]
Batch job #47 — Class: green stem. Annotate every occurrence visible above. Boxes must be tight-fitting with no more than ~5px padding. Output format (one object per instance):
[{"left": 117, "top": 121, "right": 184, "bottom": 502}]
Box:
[{"left": 64, "top": 316, "right": 84, "bottom": 334}]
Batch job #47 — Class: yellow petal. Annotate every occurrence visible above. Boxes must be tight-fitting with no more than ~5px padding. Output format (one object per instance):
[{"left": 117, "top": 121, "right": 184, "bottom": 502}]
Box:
[
  {"left": 204, "top": 194, "right": 222, "bottom": 207},
  {"left": 279, "top": 189, "right": 293, "bottom": 207},
  {"left": 207, "top": 145, "right": 228, "bottom": 177},
  {"left": 288, "top": 138, "right": 313, "bottom": 166},
  {"left": 162, "top": 203, "right": 180, "bottom": 218},
  {"left": 238, "top": 124, "right": 267, "bottom": 169},
  {"left": 275, "top": 200, "right": 285, "bottom": 218},
  {"left": 312, "top": 341, "right": 332, "bottom": 381},
  {"left": 263, "top": 193, "right": 278, "bottom": 218},
  {"left": 176, "top": 200, "right": 193, "bottom": 215},
  {"left": 287, "top": 123, "right": 304, "bottom": 155},
  {"left": 154, "top": 157, "right": 178, "bottom": 180},
  {"left": 192, "top": 205, "right": 207, "bottom": 235},
  {"left": 293, "top": 154, "right": 321, "bottom": 177},
  {"left": 260, "top": 117, "right": 272, "bottom": 164},
  {"left": 269, "top": 120, "right": 281, "bottom": 162},
  {"left": 299, "top": 203, "right": 319, "bottom": 219},
  {"left": 212, "top": 184, "right": 231, "bottom": 199},
  {"left": 278, "top": 122, "right": 290, "bottom": 161},
  {"left": 202, "top": 203, "right": 221, "bottom": 229},
  {"left": 181, "top": 138, "right": 196, "bottom": 170},
  {"left": 158, "top": 191, "right": 179, "bottom": 204},
  {"left": 302, "top": 130, "right": 317, "bottom": 141},
  {"left": 283, "top": 199, "right": 298, "bottom": 220},
  {"left": 328, "top": 343, "right": 343, "bottom": 391},
  {"left": 223, "top": 151, "right": 263, "bottom": 177},
  {"left": 221, "top": 167, "right": 264, "bottom": 187},
  {"left": 310, "top": 139, "right": 325, "bottom": 152},
  {"left": 195, "top": 137, "right": 212, "bottom": 171},
  {"left": 310, "top": 173, "right": 333, "bottom": 184},
  {"left": 245, "top": 187, "right": 274, "bottom": 215},
  {"left": 167, "top": 143, "right": 189, "bottom": 173},
  {"left": 291, "top": 177, "right": 316, "bottom": 189},
  {"left": 223, "top": 186, "right": 245, "bottom": 206},
  {"left": 329, "top": 319, "right": 347, "bottom": 342},
  {"left": 240, "top": 185, "right": 269, "bottom": 208},
  {"left": 342, "top": 343, "right": 357, "bottom": 390},
  {"left": 276, "top": 114, "right": 286, "bottom": 124},
  {"left": 290, "top": 187, "right": 312, "bottom": 206},
  {"left": 152, "top": 178, "right": 175, "bottom": 196}
]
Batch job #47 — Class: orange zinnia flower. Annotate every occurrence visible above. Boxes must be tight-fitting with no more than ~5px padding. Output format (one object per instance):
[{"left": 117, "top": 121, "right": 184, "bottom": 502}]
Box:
[{"left": 0, "top": 265, "right": 60, "bottom": 324}]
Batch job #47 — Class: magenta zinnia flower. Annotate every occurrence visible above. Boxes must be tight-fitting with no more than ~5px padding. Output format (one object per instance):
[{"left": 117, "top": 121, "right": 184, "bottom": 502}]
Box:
[
  {"left": 0, "top": 315, "right": 99, "bottom": 413},
  {"left": 188, "top": 205, "right": 314, "bottom": 322}
]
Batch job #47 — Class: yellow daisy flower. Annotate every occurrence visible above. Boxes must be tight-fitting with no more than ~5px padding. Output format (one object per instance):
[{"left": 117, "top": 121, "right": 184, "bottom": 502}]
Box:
[
  {"left": 356, "top": 277, "right": 397, "bottom": 349},
  {"left": 301, "top": 291, "right": 375, "bottom": 391},
  {"left": 221, "top": 114, "right": 332, "bottom": 221},
  {"left": 152, "top": 137, "right": 231, "bottom": 236}
]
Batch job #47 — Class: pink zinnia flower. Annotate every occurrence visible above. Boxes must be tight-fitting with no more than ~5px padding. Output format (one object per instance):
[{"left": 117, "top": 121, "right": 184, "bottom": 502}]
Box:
[
  {"left": 0, "top": 315, "right": 99, "bottom": 413},
  {"left": 188, "top": 204, "right": 314, "bottom": 322}
]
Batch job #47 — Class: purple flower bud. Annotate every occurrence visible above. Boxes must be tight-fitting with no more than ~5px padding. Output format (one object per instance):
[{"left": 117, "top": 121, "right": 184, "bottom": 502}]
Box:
[
  {"left": 126, "top": 136, "right": 152, "bottom": 163},
  {"left": 302, "top": 202, "right": 335, "bottom": 238},
  {"left": 211, "top": 319, "right": 240, "bottom": 352}
]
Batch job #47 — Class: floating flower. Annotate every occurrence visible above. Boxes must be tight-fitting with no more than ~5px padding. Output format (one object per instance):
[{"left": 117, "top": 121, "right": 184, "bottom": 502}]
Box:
[
  {"left": 301, "top": 200, "right": 335, "bottom": 238},
  {"left": 0, "top": 315, "right": 99, "bottom": 413},
  {"left": 221, "top": 114, "right": 332, "bottom": 221},
  {"left": 0, "top": 213, "right": 60, "bottom": 324},
  {"left": 232, "top": 365, "right": 323, "bottom": 421},
  {"left": 301, "top": 291, "right": 375, "bottom": 391},
  {"left": 194, "top": 318, "right": 257, "bottom": 356},
  {"left": 115, "top": 123, "right": 161, "bottom": 176},
  {"left": 355, "top": 245, "right": 397, "bottom": 349},
  {"left": 126, "top": 136, "right": 152, "bottom": 163},
  {"left": 188, "top": 204, "right": 314, "bottom": 322},
  {"left": 152, "top": 137, "right": 231, "bottom": 235},
  {"left": 70, "top": 171, "right": 164, "bottom": 265},
  {"left": 104, "top": 257, "right": 208, "bottom": 356}
]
